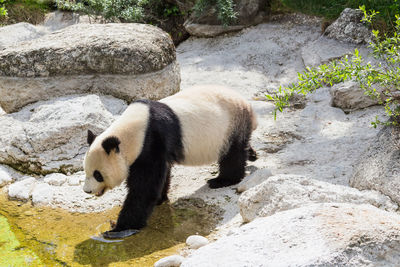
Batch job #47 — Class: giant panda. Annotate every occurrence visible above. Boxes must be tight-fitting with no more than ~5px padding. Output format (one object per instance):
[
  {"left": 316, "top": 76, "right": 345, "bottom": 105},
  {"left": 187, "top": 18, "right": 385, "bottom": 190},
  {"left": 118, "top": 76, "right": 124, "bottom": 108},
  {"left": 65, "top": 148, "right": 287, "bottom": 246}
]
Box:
[{"left": 83, "top": 85, "right": 257, "bottom": 238}]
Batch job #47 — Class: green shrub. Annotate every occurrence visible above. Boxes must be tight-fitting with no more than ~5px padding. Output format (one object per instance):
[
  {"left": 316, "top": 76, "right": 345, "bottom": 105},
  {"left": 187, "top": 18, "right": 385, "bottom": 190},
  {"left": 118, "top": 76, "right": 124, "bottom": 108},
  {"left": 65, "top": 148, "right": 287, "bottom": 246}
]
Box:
[
  {"left": 266, "top": 6, "right": 400, "bottom": 127},
  {"left": 0, "top": 0, "right": 7, "bottom": 17},
  {"left": 281, "top": 0, "right": 400, "bottom": 32},
  {"left": 56, "top": 0, "right": 148, "bottom": 22}
]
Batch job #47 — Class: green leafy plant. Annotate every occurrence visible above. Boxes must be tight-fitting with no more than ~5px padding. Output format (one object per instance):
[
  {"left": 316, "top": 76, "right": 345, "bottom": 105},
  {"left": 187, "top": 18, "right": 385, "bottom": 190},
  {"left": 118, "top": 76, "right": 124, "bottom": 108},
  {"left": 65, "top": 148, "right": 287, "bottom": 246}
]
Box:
[
  {"left": 266, "top": 6, "right": 400, "bottom": 127},
  {"left": 0, "top": 0, "right": 7, "bottom": 17},
  {"left": 281, "top": 0, "right": 400, "bottom": 33},
  {"left": 193, "top": 0, "right": 237, "bottom": 26},
  {"left": 56, "top": 0, "right": 149, "bottom": 22}
]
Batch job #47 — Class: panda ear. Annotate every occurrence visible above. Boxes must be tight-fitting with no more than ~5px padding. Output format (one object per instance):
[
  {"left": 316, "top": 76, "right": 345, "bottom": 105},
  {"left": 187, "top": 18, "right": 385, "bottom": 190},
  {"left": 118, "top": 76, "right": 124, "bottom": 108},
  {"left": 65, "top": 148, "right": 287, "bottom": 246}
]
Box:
[
  {"left": 102, "top": 136, "right": 121, "bottom": 155},
  {"left": 87, "top": 130, "right": 97, "bottom": 145}
]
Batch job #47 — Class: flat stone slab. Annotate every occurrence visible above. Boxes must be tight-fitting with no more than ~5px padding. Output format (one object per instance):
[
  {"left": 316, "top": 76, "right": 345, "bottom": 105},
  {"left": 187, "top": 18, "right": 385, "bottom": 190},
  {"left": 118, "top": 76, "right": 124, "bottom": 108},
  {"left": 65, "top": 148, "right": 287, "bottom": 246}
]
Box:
[{"left": 0, "top": 23, "right": 180, "bottom": 112}]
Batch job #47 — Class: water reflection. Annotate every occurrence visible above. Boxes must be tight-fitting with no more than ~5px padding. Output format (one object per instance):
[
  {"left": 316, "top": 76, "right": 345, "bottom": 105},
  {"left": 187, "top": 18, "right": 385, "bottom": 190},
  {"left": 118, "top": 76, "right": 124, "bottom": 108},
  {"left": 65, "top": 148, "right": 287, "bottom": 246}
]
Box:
[{"left": 1, "top": 195, "right": 222, "bottom": 266}]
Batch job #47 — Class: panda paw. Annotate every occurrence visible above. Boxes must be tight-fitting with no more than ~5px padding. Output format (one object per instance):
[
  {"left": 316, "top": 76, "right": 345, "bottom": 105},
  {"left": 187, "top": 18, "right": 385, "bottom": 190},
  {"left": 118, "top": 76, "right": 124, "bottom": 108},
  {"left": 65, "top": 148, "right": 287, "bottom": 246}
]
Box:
[
  {"left": 207, "top": 177, "right": 239, "bottom": 189},
  {"left": 109, "top": 220, "right": 117, "bottom": 228},
  {"left": 102, "top": 229, "right": 140, "bottom": 239}
]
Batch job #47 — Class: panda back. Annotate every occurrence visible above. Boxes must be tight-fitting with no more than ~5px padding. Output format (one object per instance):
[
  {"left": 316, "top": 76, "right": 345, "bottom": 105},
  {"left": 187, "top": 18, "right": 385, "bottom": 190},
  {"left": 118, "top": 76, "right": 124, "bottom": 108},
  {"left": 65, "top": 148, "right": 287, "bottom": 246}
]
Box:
[{"left": 161, "top": 85, "right": 252, "bottom": 166}]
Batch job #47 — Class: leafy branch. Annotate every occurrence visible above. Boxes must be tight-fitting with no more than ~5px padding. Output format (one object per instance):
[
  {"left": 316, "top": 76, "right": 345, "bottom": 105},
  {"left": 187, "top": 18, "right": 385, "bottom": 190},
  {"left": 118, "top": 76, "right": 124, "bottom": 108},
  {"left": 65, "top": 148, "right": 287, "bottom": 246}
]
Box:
[
  {"left": 266, "top": 6, "right": 400, "bottom": 127},
  {"left": 0, "top": 0, "right": 7, "bottom": 17}
]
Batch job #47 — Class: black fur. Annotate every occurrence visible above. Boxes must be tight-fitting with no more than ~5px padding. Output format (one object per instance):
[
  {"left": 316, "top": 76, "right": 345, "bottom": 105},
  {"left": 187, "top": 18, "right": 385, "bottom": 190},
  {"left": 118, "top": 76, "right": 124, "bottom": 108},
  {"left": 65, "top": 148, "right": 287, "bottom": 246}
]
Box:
[
  {"left": 93, "top": 170, "right": 104, "bottom": 182},
  {"left": 247, "top": 146, "right": 258, "bottom": 162},
  {"left": 110, "top": 100, "right": 184, "bottom": 232},
  {"left": 87, "top": 130, "right": 96, "bottom": 145},
  {"left": 208, "top": 109, "right": 254, "bottom": 189},
  {"left": 102, "top": 136, "right": 121, "bottom": 154}
]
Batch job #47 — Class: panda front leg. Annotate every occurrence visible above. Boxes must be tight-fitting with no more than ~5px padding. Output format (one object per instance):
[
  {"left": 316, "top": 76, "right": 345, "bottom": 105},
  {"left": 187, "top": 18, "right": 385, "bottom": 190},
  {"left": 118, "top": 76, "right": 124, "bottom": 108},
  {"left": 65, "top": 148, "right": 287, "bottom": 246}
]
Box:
[
  {"left": 208, "top": 138, "right": 247, "bottom": 189},
  {"left": 103, "top": 159, "right": 168, "bottom": 239}
]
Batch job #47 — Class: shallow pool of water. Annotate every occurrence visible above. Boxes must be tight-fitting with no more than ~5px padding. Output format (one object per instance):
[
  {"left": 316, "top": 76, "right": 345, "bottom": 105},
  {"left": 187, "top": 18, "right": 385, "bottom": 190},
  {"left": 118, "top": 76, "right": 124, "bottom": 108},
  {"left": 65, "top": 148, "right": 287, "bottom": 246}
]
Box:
[{"left": 0, "top": 193, "right": 221, "bottom": 266}]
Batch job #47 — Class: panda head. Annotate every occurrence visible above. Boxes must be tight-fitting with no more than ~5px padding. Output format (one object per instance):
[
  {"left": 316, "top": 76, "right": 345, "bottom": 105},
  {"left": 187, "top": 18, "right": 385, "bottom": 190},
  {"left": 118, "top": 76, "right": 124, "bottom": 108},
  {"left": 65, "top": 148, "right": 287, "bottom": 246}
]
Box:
[{"left": 83, "top": 130, "right": 129, "bottom": 196}]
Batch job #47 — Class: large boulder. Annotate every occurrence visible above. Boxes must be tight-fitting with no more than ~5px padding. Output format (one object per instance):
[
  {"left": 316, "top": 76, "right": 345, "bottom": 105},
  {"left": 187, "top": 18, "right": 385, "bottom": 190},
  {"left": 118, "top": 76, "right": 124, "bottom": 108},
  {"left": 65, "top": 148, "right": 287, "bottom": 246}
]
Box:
[
  {"left": 0, "top": 23, "right": 180, "bottom": 113},
  {"left": 350, "top": 124, "right": 400, "bottom": 206},
  {"left": 324, "top": 8, "right": 372, "bottom": 44},
  {"left": 238, "top": 174, "right": 397, "bottom": 222},
  {"left": 0, "top": 94, "right": 127, "bottom": 175},
  {"left": 330, "top": 81, "right": 380, "bottom": 112},
  {"left": 184, "top": 0, "right": 270, "bottom": 37},
  {"left": 182, "top": 203, "right": 400, "bottom": 266}
]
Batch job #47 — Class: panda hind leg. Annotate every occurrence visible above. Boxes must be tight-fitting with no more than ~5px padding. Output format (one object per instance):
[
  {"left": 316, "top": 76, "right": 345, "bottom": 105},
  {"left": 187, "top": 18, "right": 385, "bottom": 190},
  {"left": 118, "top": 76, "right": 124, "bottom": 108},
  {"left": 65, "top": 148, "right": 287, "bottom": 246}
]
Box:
[
  {"left": 208, "top": 139, "right": 247, "bottom": 189},
  {"left": 157, "top": 165, "right": 171, "bottom": 205},
  {"left": 247, "top": 145, "right": 257, "bottom": 162}
]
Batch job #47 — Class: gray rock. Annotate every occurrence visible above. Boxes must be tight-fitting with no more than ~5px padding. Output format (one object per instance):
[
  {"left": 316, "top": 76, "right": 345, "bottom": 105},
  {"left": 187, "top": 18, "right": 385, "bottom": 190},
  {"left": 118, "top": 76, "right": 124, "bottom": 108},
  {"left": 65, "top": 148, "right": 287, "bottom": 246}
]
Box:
[
  {"left": 68, "top": 176, "right": 81, "bottom": 186},
  {"left": 184, "top": 0, "right": 270, "bottom": 37},
  {"left": 301, "top": 36, "right": 358, "bottom": 68},
  {"left": 325, "top": 8, "right": 372, "bottom": 44},
  {"left": 350, "top": 124, "right": 400, "bottom": 206},
  {"left": 0, "top": 94, "right": 126, "bottom": 175},
  {"left": 182, "top": 203, "right": 400, "bottom": 267},
  {"left": 186, "top": 235, "right": 209, "bottom": 249},
  {"left": 0, "top": 23, "right": 180, "bottom": 112},
  {"left": 330, "top": 81, "right": 379, "bottom": 112},
  {"left": 154, "top": 255, "right": 184, "bottom": 267},
  {"left": 8, "top": 177, "right": 37, "bottom": 201},
  {"left": 239, "top": 174, "right": 397, "bottom": 222},
  {"left": 184, "top": 23, "right": 246, "bottom": 38},
  {"left": 0, "top": 165, "right": 13, "bottom": 187},
  {"left": 31, "top": 183, "right": 55, "bottom": 205},
  {"left": 0, "top": 22, "right": 47, "bottom": 50},
  {"left": 44, "top": 172, "right": 127, "bottom": 212},
  {"left": 43, "top": 173, "right": 67, "bottom": 186},
  {"left": 236, "top": 168, "right": 272, "bottom": 193},
  {"left": 41, "top": 11, "right": 92, "bottom": 32}
]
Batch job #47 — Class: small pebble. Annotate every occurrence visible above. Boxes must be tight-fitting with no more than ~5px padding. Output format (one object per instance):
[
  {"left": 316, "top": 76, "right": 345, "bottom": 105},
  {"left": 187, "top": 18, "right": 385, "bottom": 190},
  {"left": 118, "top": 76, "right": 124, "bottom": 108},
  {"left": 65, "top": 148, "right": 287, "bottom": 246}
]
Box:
[
  {"left": 186, "top": 235, "right": 209, "bottom": 249},
  {"left": 154, "top": 255, "right": 184, "bottom": 267},
  {"left": 23, "top": 210, "right": 35, "bottom": 216},
  {"left": 68, "top": 176, "right": 81, "bottom": 186}
]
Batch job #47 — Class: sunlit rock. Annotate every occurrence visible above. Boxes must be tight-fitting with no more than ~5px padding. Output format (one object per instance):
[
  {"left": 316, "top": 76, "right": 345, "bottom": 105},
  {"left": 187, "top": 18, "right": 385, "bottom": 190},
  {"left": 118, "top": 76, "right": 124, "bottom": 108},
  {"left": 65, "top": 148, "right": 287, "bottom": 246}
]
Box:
[{"left": 239, "top": 174, "right": 397, "bottom": 222}]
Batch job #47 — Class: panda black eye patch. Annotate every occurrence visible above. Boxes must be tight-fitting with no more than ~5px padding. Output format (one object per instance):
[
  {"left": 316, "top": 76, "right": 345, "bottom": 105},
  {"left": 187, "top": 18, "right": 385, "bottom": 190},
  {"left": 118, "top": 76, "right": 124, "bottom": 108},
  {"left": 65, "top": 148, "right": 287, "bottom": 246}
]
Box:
[{"left": 93, "top": 170, "right": 104, "bottom": 182}]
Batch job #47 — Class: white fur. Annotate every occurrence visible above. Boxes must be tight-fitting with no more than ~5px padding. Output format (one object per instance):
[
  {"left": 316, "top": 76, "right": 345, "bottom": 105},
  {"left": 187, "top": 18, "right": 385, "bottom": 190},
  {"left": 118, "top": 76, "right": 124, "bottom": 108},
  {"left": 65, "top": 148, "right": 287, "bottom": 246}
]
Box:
[
  {"left": 83, "top": 103, "right": 150, "bottom": 193},
  {"left": 161, "top": 85, "right": 256, "bottom": 166}
]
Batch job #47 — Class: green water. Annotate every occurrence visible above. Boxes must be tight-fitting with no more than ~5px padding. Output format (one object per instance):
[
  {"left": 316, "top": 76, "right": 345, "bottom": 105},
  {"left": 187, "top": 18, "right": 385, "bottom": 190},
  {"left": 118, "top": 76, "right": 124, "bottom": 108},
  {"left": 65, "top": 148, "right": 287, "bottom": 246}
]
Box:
[
  {"left": 0, "top": 194, "right": 221, "bottom": 266},
  {"left": 0, "top": 215, "right": 42, "bottom": 266}
]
